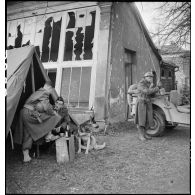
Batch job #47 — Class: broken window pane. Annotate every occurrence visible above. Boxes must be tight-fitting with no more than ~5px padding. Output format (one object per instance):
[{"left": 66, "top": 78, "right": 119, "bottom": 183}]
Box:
[
  {"left": 61, "top": 68, "right": 71, "bottom": 104},
  {"left": 7, "top": 21, "right": 17, "bottom": 49},
  {"left": 17, "top": 19, "right": 25, "bottom": 32},
  {"left": 40, "top": 13, "right": 62, "bottom": 62},
  {"left": 15, "top": 19, "right": 24, "bottom": 48},
  {"left": 50, "top": 15, "right": 62, "bottom": 62},
  {"left": 79, "top": 67, "right": 91, "bottom": 107},
  {"left": 69, "top": 67, "right": 81, "bottom": 107},
  {"left": 64, "top": 30, "right": 74, "bottom": 61},
  {"left": 23, "top": 17, "right": 34, "bottom": 34},
  {"left": 66, "top": 12, "right": 75, "bottom": 29},
  {"left": 64, "top": 9, "right": 96, "bottom": 61},
  {"left": 86, "top": 10, "right": 92, "bottom": 26},
  {"left": 74, "top": 27, "right": 84, "bottom": 60},
  {"left": 7, "top": 37, "right": 15, "bottom": 50},
  {"left": 75, "top": 10, "right": 86, "bottom": 27},
  {"left": 7, "top": 22, "right": 10, "bottom": 39},
  {"left": 41, "top": 16, "right": 53, "bottom": 62},
  {"left": 15, "top": 24, "right": 23, "bottom": 48},
  {"left": 22, "top": 35, "right": 30, "bottom": 47},
  {"left": 22, "top": 17, "right": 35, "bottom": 46},
  {"left": 47, "top": 68, "right": 57, "bottom": 88},
  {"left": 83, "top": 11, "right": 95, "bottom": 60},
  {"left": 8, "top": 21, "right": 17, "bottom": 37},
  {"left": 34, "top": 15, "right": 45, "bottom": 58}
]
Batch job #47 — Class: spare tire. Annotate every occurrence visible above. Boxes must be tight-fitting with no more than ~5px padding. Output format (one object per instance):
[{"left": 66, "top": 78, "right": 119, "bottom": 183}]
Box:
[{"left": 146, "top": 109, "right": 165, "bottom": 137}]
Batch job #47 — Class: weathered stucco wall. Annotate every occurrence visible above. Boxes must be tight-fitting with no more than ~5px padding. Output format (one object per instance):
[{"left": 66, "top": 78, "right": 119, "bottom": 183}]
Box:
[
  {"left": 108, "top": 2, "right": 160, "bottom": 122},
  {"left": 94, "top": 3, "right": 112, "bottom": 120}
]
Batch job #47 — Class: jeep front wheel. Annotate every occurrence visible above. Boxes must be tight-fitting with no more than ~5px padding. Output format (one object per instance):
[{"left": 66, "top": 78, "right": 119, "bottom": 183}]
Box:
[{"left": 146, "top": 109, "right": 165, "bottom": 137}]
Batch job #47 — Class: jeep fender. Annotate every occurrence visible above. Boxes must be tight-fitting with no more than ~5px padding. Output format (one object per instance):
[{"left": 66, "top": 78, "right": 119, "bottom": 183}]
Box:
[{"left": 152, "top": 98, "right": 190, "bottom": 125}]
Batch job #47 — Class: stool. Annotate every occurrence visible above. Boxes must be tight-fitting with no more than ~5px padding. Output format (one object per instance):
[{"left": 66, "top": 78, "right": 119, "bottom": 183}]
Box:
[{"left": 33, "top": 138, "right": 45, "bottom": 158}]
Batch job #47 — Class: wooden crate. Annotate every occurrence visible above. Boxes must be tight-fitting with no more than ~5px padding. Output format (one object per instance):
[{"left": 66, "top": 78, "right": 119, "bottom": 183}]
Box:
[{"left": 55, "top": 135, "right": 75, "bottom": 164}]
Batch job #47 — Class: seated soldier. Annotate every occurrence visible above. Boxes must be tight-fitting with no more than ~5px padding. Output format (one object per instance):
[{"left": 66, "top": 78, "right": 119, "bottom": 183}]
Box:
[
  {"left": 45, "top": 97, "right": 71, "bottom": 141},
  {"left": 14, "top": 81, "right": 62, "bottom": 162}
]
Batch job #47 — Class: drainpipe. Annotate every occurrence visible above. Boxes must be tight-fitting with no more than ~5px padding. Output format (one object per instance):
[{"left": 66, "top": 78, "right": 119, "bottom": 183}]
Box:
[{"left": 103, "top": 2, "right": 114, "bottom": 123}]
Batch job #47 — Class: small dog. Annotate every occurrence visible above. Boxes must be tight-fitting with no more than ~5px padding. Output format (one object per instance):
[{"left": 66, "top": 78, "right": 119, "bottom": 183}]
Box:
[{"left": 77, "top": 120, "right": 106, "bottom": 154}]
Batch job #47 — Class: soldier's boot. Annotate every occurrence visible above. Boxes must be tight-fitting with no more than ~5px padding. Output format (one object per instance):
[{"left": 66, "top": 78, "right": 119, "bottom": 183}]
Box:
[
  {"left": 23, "top": 149, "right": 32, "bottom": 162},
  {"left": 144, "top": 133, "right": 152, "bottom": 140},
  {"left": 138, "top": 126, "right": 146, "bottom": 141},
  {"left": 144, "top": 126, "right": 152, "bottom": 140}
]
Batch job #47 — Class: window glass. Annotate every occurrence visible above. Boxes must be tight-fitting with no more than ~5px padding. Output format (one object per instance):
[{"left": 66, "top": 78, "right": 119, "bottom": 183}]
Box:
[
  {"left": 50, "top": 13, "right": 62, "bottom": 62},
  {"left": 61, "top": 67, "right": 91, "bottom": 108},
  {"left": 34, "top": 15, "right": 45, "bottom": 58},
  {"left": 47, "top": 69, "right": 57, "bottom": 88},
  {"left": 64, "top": 10, "right": 96, "bottom": 61},
  {"left": 69, "top": 67, "right": 81, "bottom": 107},
  {"left": 7, "top": 20, "right": 17, "bottom": 49},
  {"left": 61, "top": 68, "right": 71, "bottom": 104},
  {"left": 22, "top": 17, "right": 35, "bottom": 47},
  {"left": 161, "top": 69, "right": 165, "bottom": 77},
  {"left": 7, "top": 7, "right": 96, "bottom": 109},
  {"left": 79, "top": 67, "right": 91, "bottom": 107},
  {"left": 15, "top": 19, "right": 25, "bottom": 48},
  {"left": 168, "top": 70, "right": 172, "bottom": 77},
  {"left": 41, "top": 15, "right": 53, "bottom": 62}
]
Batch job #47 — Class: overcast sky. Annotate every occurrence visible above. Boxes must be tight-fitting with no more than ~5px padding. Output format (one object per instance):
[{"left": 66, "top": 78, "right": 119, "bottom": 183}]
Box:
[
  {"left": 135, "top": 2, "right": 190, "bottom": 50},
  {"left": 135, "top": 2, "right": 161, "bottom": 33}
]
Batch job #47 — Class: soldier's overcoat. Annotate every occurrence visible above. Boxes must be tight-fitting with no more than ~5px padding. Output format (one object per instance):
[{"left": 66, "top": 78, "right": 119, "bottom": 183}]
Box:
[
  {"left": 134, "top": 78, "right": 159, "bottom": 127},
  {"left": 14, "top": 88, "right": 61, "bottom": 144}
]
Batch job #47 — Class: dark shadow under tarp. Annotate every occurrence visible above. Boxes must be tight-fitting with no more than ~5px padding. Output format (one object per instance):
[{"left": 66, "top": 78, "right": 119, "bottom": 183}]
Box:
[{"left": 6, "top": 46, "right": 57, "bottom": 137}]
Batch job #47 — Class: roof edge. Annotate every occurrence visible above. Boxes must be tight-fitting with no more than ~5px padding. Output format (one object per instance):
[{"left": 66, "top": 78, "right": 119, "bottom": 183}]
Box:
[{"left": 130, "top": 3, "right": 162, "bottom": 61}]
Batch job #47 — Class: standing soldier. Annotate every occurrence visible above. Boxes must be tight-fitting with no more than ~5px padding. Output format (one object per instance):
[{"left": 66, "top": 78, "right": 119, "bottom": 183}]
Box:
[{"left": 135, "top": 72, "right": 160, "bottom": 141}]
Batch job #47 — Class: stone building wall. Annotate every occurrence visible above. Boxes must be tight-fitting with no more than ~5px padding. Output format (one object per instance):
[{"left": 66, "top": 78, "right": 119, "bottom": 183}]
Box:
[{"left": 162, "top": 53, "right": 190, "bottom": 94}]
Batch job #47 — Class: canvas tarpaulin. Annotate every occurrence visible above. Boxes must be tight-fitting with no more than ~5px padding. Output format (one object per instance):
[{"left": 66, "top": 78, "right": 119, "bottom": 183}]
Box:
[{"left": 6, "top": 46, "right": 50, "bottom": 137}]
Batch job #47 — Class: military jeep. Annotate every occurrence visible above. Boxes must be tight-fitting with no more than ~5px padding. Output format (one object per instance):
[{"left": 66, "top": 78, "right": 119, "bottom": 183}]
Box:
[{"left": 128, "top": 88, "right": 190, "bottom": 137}]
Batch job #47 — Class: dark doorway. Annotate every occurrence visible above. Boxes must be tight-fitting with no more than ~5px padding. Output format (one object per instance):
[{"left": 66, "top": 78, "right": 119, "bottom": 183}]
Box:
[
  {"left": 124, "top": 62, "right": 132, "bottom": 120},
  {"left": 124, "top": 48, "right": 136, "bottom": 120}
]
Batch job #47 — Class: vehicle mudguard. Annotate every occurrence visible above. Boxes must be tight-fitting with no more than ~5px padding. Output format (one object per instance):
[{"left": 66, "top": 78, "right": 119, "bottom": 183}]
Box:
[{"left": 152, "top": 96, "right": 190, "bottom": 125}]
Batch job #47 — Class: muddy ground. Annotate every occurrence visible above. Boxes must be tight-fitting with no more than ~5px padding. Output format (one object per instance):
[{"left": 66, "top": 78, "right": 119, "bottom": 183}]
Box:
[{"left": 6, "top": 121, "right": 190, "bottom": 194}]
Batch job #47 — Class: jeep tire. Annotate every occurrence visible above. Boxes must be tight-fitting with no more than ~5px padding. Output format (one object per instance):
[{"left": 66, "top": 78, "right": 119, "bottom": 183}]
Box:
[{"left": 146, "top": 109, "right": 165, "bottom": 137}]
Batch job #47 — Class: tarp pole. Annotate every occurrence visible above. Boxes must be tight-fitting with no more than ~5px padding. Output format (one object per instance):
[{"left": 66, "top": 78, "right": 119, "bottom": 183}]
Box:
[{"left": 31, "top": 57, "right": 35, "bottom": 92}]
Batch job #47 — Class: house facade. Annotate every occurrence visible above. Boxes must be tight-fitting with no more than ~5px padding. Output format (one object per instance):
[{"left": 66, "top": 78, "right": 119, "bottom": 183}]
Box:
[
  {"left": 160, "top": 43, "right": 190, "bottom": 95},
  {"left": 7, "top": 1, "right": 172, "bottom": 123},
  {"left": 159, "top": 61, "right": 178, "bottom": 93}
]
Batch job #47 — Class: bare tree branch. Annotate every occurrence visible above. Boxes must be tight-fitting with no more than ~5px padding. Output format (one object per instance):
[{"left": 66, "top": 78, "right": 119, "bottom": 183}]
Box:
[{"left": 151, "top": 2, "right": 191, "bottom": 48}]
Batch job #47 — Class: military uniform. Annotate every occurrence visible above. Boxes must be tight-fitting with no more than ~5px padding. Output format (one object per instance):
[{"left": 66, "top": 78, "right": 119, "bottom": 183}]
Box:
[
  {"left": 135, "top": 72, "right": 159, "bottom": 140},
  {"left": 14, "top": 87, "right": 62, "bottom": 150}
]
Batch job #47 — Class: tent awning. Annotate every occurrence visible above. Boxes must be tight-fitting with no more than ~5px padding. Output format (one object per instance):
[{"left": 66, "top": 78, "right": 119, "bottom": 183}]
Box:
[{"left": 6, "top": 46, "right": 50, "bottom": 137}]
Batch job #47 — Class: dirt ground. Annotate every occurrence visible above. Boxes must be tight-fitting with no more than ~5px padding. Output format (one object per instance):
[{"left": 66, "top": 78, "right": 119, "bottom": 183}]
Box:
[{"left": 6, "top": 121, "right": 190, "bottom": 194}]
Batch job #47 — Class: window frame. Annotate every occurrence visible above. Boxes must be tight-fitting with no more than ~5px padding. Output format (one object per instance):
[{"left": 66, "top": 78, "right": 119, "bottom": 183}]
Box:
[
  {"left": 7, "top": 5, "right": 100, "bottom": 109},
  {"left": 168, "top": 70, "right": 172, "bottom": 78},
  {"left": 161, "top": 69, "right": 166, "bottom": 79},
  {"left": 43, "top": 6, "right": 100, "bottom": 109}
]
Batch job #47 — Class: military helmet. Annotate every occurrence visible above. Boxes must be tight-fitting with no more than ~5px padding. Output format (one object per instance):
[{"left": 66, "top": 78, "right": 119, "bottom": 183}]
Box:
[{"left": 144, "top": 72, "right": 153, "bottom": 77}]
